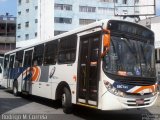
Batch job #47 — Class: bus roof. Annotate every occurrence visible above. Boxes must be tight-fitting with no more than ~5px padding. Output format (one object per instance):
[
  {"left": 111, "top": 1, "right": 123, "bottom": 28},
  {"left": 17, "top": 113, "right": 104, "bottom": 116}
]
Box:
[
  {"left": 4, "top": 19, "right": 152, "bottom": 55},
  {"left": 5, "top": 19, "right": 110, "bottom": 55}
]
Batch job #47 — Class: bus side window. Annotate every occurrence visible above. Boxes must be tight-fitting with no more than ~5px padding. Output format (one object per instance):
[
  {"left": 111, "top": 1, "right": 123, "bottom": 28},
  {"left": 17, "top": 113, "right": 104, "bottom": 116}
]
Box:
[
  {"left": 90, "top": 38, "right": 100, "bottom": 63},
  {"left": 33, "top": 44, "right": 44, "bottom": 66},
  {"left": 15, "top": 50, "right": 23, "bottom": 67},
  {"left": 44, "top": 40, "right": 58, "bottom": 65},
  {"left": 4, "top": 55, "right": 9, "bottom": 69},
  {"left": 9, "top": 55, "right": 15, "bottom": 69},
  {"left": 58, "top": 35, "right": 77, "bottom": 64}
]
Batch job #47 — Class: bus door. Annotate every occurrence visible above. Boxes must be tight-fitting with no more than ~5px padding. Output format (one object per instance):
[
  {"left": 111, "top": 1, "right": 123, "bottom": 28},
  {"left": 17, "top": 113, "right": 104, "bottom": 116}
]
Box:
[
  {"left": 7, "top": 53, "right": 16, "bottom": 88},
  {"left": 77, "top": 34, "right": 101, "bottom": 106},
  {"left": 22, "top": 48, "right": 33, "bottom": 92}
]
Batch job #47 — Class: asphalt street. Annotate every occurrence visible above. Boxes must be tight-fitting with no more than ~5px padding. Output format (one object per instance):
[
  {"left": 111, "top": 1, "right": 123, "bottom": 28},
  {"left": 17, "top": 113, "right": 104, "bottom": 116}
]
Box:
[{"left": 0, "top": 87, "right": 159, "bottom": 120}]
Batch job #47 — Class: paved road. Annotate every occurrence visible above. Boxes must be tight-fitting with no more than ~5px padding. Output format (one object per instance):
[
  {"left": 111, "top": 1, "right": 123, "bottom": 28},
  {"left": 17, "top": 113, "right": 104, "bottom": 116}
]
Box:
[{"left": 0, "top": 87, "right": 159, "bottom": 120}]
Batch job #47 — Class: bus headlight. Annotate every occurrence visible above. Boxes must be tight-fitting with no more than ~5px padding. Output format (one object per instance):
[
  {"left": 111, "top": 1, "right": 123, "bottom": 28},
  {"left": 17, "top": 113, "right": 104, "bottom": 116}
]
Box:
[
  {"left": 103, "top": 80, "right": 125, "bottom": 97},
  {"left": 113, "top": 89, "right": 118, "bottom": 95}
]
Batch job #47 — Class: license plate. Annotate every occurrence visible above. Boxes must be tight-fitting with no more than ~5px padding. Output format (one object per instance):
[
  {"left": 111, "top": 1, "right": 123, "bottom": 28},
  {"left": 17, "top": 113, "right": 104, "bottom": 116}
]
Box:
[{"left": 136, "top": 99, "right": 144, "bottom": 105}]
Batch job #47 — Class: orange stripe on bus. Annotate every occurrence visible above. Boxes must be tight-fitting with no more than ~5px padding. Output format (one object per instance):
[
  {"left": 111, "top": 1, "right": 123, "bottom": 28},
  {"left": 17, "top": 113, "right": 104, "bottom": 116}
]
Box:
[
  {"left": 133, "top": 85, "right": 155, "bottom": 93},
  {"left": 32, "top": 66, "right": 40, "bottom": 81}
]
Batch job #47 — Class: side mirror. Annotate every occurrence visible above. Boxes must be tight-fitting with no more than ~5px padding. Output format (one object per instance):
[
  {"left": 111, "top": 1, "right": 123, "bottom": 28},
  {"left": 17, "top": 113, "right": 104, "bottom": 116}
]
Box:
[
  {"left": 101, "top": 30, "right": 110, "bottom": 58},
  {"left": 103, "top": 30, "right": 110, "bottom": 48}
]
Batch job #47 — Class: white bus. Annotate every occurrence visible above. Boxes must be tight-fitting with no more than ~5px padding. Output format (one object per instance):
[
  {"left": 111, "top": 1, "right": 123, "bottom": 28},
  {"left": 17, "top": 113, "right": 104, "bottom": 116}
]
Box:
[
  {"left": 0, "top": 56, "right": 4, "bottom": 86},
  {"left": 3, "top": 19, "right": 159, "bottom": 113}
]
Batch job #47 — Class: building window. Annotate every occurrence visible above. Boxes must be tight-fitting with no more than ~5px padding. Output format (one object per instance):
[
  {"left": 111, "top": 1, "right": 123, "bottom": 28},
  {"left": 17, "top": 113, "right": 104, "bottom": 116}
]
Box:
[
  {"left": 98, "top": 7, "right": 114, "bottom": 15},
  {"left": 54, "top": 31, "right": 67, "bottom": 36},
  {"left": 79, "top": 6, "right": 96, "bottom": 12},
  {"left": 114, "top": 0, "right": 118, "bottom": 3},
  {"left": 54, "top": 17, "right": 72, "bottom": 24},
  {"left": 26, "top": 9, "right": 29, "bottom": 13},
  {"left": 35, "top": 6, "right": 38, "bottom": 10},
  {"left": 18, "top": 11, "right": 21, "bottom": 15},
  {"left": 98, "top": 0, "right": 114, "bottom": 2},
  {"left": 35, "top": 32, "right": 37, "bottom": 37},
  {"left": 11, "top": 26, "right": 15, "bottom": 30},
  {"left": 35, "top": 19, "right": 38, "bottom": 23},
  {"left": 1, "top": 26, "right": 5, "bottom": 30},
  {"left": 17, "top": 36, "right": 21, "bottom": 38},
  {"left": 79, "top": 19, "right": 96, "bottom": 25},
  {"left": 135, "top": 0, "right": 139, "bottom": 4},
  {"left": 123, "top": 10, "right": 128, "bottom": 14},
  {"left": 54, "top": 4, "right": 72, "bottom": 11},
  {"left": 135, "top": 11, "right": 139, "bottom": 14},
  {"left": 25, "top": 22, "right": 29, "bottom": 27},
  {"left": 18, "top": 0, "right": 21, "bottom": 5},
  {"left": 18, "top": 24, "right": 21, "bottom": 29},
  {"left": 25, "top": 34, "right": 29, "bottom": 40},
  {"left": 26, "top": 0, "right": 29, "bottom": 3},
  {"left": 122, "top": 0, "right": 127, "bottom": 4}
]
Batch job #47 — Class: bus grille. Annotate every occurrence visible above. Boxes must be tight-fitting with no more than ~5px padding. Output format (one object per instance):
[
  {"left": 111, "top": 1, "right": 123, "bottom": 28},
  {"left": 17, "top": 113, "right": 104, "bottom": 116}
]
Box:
[
  {"left": 126, "top": 99, "right": 150, "bottom": 106},
  {"left": 117, "top": 79, "right": 155, "bottom": 86}
]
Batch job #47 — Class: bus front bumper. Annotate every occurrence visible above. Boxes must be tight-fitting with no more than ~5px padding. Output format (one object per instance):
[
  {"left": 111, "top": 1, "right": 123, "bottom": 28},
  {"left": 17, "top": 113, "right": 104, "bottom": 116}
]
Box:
[{"left": 101, "top": 91, "right": 159, "bottom": 110}]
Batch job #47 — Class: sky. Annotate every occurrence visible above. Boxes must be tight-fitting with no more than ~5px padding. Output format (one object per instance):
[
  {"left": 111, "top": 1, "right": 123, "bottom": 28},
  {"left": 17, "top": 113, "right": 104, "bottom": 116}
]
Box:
[
  {"left": 0, "top": 0, "right": 160, "bottom": 17},
  {"left": 157, "top": 0, "right": 160, "bottom": 16},
  {"left": 0, "top": 0, "right": 17, "bottom": 16}
]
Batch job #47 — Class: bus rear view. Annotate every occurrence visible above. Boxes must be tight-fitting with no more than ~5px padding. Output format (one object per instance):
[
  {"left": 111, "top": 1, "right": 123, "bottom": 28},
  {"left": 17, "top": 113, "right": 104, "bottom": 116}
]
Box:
[{"left": 101, "top": 20, "right": 158, "bottom": 110}]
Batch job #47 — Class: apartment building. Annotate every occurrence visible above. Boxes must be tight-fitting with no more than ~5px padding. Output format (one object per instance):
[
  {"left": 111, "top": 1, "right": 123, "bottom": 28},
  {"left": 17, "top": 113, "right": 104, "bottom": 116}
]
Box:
[
  {"left": 0, "top": 15, "right": 16, "bottom": 56},
  {"left": 16, "top": 0, "right": 140, "bottom": 48}
]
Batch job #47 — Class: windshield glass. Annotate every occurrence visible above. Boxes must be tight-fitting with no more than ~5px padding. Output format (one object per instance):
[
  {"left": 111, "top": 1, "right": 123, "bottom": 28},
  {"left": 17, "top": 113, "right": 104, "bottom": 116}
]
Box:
[{"left": 103, "top": 36, "right": 155, "bottom": 77}]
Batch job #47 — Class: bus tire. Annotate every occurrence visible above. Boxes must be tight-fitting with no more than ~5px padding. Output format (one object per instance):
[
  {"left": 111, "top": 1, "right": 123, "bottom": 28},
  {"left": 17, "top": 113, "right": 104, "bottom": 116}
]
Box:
[
  {"left": 62, "top": 87, "right": 72, "bottom": 114},
  {"left": 13, "top": 81, "right": 18, "bottom": 96}
]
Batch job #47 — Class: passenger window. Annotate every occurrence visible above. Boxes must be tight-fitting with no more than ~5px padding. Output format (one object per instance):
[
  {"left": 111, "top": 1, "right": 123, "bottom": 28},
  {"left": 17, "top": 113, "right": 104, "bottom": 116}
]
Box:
[
  {"left": 44, "top": 40, "right": 58, "bottom": 65},
  {"left": 33, "top": 44, "right": 44, "bottom": 66},
  {"left": 9, "top": 55, "right": 15, "bottom": 68},
  {"left": 15, "top": 50, "right": 23, "bottom": 67},
  {"left": 4, "top": 55, "right": 9, "bottom": 69},
  {"left": 23, "top": 50, "right": 33, "bottom": 67},
  {"left": 58, "top": 35, "right": 77, "bottom": 64}
]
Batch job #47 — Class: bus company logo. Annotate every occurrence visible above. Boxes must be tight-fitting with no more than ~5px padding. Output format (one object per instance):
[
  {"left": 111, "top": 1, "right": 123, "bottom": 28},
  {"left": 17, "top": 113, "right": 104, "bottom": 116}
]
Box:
[
  {"left": 18, "top": 66, "right": 41, "bottom": 83},
  {"left": 49, "top": 67, "right": 56, "bottom": 78},
  {"left": 31, "top": 66, "right": 41, "bottom": 82},
  {"left": 116, "top": 84, "right": 128, "bottom": 89}
]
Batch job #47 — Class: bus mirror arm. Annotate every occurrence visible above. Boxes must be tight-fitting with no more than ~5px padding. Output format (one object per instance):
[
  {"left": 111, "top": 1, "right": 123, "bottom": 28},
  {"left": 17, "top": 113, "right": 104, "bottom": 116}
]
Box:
[{"left": 101, "top": 47, "right": 109, "bottom": 58}]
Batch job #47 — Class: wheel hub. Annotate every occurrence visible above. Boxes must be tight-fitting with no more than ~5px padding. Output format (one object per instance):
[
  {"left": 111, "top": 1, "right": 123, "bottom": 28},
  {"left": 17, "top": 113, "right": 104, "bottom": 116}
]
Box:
[{"left": 62, "top": 93, "right": 66, "bottom": 106}]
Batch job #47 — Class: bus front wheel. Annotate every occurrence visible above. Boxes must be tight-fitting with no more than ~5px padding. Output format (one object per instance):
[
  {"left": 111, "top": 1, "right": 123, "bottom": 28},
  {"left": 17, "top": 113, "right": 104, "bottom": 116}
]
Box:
[{"left": 62, "top": 87, "right": 72, "bottom": 114}]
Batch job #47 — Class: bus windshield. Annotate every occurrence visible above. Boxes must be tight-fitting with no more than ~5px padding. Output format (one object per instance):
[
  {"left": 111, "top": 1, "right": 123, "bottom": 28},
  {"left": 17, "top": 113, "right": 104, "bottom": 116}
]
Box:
[{"left": 103, "top": 36, "right": 155, "bottom": 78}]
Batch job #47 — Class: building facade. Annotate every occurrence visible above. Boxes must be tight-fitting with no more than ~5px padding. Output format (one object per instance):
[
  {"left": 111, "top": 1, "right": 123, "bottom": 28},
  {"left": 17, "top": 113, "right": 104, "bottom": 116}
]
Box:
[
  {"left": 16, "top": 0, "right": 140, "bottom": 48},
  {"left": 138, "top": 16, "right": 160, "bottom": 49},
  {"left": 0, "top": 15, "right": 16, "bottom": 56}
]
